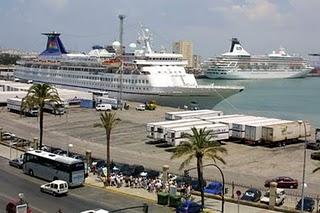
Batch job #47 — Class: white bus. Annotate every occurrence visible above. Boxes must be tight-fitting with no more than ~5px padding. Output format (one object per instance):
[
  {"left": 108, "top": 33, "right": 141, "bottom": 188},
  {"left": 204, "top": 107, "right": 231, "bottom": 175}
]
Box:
[{"left": 23, "top": 150, "right": 85, "bottom": 187}]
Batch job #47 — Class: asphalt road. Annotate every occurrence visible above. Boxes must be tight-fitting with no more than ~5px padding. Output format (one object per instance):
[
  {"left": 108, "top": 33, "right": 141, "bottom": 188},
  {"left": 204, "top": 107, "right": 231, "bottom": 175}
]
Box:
[{"left": 0, "top": 157, "right": 171, "bottom": 213}]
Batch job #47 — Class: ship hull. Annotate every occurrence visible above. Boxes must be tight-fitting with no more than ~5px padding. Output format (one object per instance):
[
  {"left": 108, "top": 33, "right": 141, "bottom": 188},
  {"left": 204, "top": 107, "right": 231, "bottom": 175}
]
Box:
[{"left": 205, "top": 68, "right": 312, "bottom": 79}]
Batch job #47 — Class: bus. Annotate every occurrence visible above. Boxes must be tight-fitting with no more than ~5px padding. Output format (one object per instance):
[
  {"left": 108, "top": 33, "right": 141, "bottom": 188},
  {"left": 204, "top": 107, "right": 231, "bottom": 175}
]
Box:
[{"left": 23, "top": 150, "right": 85, "bottom": 187}]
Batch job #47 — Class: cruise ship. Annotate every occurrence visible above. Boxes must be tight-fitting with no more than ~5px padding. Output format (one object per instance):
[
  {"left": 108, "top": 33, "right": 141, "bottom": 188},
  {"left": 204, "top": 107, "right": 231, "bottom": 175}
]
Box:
[
  {"left": 204, "top": 38, "right": 313, "bottom": 79},
  {"left": 15, "top": 28, "right": 244, "bottom": 108}
]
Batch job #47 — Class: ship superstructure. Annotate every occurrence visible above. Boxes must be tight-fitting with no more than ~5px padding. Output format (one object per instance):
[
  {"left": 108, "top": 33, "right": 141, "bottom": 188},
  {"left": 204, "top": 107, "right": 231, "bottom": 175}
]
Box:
[{"left": 204, "top": 38, "right": 313, "bottom": 79}]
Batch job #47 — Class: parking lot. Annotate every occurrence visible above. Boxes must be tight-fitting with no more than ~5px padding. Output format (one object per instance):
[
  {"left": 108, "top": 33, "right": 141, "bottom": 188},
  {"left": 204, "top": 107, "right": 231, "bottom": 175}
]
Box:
[{"left": 1, "top": 103, "right": 320, "bottom": 209}]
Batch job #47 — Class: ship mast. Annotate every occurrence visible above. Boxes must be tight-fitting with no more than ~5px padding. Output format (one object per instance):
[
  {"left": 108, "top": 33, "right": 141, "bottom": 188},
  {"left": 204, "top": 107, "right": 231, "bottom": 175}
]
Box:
[{"left": 118, "top": 14, "right": 125, "bottom": 109}]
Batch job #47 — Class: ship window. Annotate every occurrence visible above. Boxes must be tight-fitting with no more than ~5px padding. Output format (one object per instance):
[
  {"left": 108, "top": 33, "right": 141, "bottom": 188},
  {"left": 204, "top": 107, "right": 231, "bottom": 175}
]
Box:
[
  {"left": 138, "top": 80, "right": 141, "bottom": 83},
  {"left": 146, "top": 80, "right": 149, "bottom": 84}
]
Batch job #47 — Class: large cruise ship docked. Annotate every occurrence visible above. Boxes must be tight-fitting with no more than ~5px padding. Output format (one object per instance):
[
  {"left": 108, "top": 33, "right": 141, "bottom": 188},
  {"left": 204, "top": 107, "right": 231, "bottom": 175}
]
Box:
[
  {"left": 15, "top": 28, "right": 244, "bottom": 108},
  {"left": 204, "top": 38, "right": 313, "bottom": 79}
]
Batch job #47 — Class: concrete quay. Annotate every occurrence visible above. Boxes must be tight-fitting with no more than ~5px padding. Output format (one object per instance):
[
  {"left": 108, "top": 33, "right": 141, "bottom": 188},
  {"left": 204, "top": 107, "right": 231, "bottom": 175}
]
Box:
[{"left": 0, "top": 103, "right": 318, "bottom": 211}]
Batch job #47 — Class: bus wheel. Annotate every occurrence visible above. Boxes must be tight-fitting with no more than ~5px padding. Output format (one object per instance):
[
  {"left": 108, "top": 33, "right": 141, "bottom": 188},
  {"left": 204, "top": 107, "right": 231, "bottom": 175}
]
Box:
[{"left": 29, "top": 169, "right": 34, "bottom": 176}]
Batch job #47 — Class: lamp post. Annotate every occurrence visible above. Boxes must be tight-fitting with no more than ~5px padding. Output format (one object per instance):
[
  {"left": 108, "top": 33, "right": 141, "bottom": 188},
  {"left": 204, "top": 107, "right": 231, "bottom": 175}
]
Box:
[
  {"left": 299, "top": 120, "right": 307, "bottom": 213},
  {"left": 67, "top": 143, "right": 73, "bottom": 157},
  {"left": 184, "top": 163, "right": 225, "bottom": 213}
]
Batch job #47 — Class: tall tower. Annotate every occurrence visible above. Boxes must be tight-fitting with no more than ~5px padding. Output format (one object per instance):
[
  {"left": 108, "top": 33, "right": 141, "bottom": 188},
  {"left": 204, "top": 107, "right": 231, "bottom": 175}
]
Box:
[{"left": 172, "top": 40, "right": 193, "bottom": 68}]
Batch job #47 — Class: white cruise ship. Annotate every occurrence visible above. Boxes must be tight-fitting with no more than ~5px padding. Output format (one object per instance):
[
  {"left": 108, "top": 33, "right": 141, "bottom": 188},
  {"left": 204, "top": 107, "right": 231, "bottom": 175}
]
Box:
[
  {"left": 204, "top": 38, "right": 313, "bottom": 79},
  {"left": 15, "top": 29, "right": 244, "bottom": 108}
]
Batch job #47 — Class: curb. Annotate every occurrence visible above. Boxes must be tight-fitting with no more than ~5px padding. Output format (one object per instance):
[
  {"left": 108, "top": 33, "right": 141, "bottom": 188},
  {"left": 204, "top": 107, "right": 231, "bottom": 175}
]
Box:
[{"left": 85, "top": 182, "right": 157, "bottom": 203}]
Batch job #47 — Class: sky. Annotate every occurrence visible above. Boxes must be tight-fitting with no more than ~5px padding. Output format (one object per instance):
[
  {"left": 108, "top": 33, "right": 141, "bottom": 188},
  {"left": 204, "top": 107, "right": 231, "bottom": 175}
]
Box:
[{"left": 0, "top": 0, "right": 319, "bottom": 58}]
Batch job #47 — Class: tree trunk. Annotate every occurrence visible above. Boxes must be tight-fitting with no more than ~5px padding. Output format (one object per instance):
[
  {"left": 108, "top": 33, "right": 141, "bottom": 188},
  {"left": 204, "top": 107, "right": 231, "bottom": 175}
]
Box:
[
  {"left": 106, "top": 129, "right": 111, "bottom": 186},
  {"left": 39, "top": 107, "right": 44, "bottom": 149},
  {"left": 197, "top": 156, "right": 204, "bottom": 209}
]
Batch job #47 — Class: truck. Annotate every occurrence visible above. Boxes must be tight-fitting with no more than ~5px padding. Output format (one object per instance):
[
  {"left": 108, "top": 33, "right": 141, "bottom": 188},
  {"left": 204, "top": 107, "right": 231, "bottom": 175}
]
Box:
[
  {"left": 7, "top": 98, "right": 38, "bottom": 117},
  {"left": 44, "top": 100, "right": 66, "bottom": 115},
  {"left": 166, "top": 123, "right": 229, "bottom": 146},
  {"left": 261, "top": 121, "right": 311, "bottom": 144}
]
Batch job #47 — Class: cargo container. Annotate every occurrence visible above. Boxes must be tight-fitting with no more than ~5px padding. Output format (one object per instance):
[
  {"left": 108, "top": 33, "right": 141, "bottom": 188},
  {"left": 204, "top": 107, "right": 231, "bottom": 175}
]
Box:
[
  {"left": 173, "top": 111, "right": 223, "bottom": 120},
  {"left": 166, "top": 123, "right": 229, "bottom": 146},
  {"left": 199, "top": 114, "right": 244, "bottom": 121},
  {"left": 165, "top": 110, "right": 214, "bottom": 120},
  {"left": 7, "top": 97, "right": 38, "bottom": 116},
  {"left": 261, "top": 121, "right": 311, "bottom": 143},
  {"left": 245, "top": 120, "right": 292, "bottom": 143},
  {"left": 209, "top": 116, "right": 265, "bottom": 129},
  {"left": 80, "top": 99, "right": 94, "bottom": 108},
  {"left": 155, "top": 120, "right": 211, "bottom": 140},
  {"left": 146, "top": 118, "right": 200, "bottom": 138}
]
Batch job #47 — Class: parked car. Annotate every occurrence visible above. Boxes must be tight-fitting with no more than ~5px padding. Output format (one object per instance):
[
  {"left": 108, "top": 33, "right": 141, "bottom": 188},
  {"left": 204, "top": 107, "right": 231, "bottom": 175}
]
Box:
[
  {"left": 295, "top": 197, "right": 315, "bottom": 212},
  {"left": 96, "top": 104, "right": 112, "bottom": 111},
  {"left": 260, "top": 188, "right": 286, "bottom": 206},
  {"left": 176, "top": 200, "right": 202, "bottom": 213},
  {"left": 135, "top": 104, "right": 146, "bottom": 111},
  {"left": 307, "top": 142, "right": 320, "bottom": 150},
  {"left": 9, "top": 158, "right": 24, "bottom": 169},
  {"left": 2, "top": 132, "right": 16, "bottom": 140},
  {"left": 241, "top": 188, "right": 262, "bottom": 202},
  {"left": 204, "top": 181, "right": 223, "bottom": 195},
  {"left": 311, "top": 151, "right": 320, "bottom": 160},
  {"left": 264, "top": 176, "right": 298, "bottom": 189},
  {"left": 190, "top": 179, "right": 207, "bottom": 192},
  {"left": 40, "top": 180, "right": 68, "bottom": 196}
]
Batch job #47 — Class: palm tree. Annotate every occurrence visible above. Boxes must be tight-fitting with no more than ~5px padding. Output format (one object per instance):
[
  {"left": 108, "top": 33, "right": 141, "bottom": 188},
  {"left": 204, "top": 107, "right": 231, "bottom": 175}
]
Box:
[
  {"left": 94, "top": 111, "right": 118, "bottom": 185},
  {"left": 171, "top": 127, "right": 227, "bottom": 208},
  {"left": 21, "top": 83, "right": 61, "bottom": 149},
  {"left": 313, "top": 166, "right": 320, "bottom": 173}
]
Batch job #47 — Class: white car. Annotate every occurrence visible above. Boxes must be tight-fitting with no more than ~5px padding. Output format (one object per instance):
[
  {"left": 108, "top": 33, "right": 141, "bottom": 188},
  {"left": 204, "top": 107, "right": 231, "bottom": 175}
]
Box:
[
  {"left": 96, "top": 104, "right": 112, "bottom": 111},
  {"left": 136, "top": 104, "right": 146, "bottom": 111},
  {"left": 2, "top": 132, "right": 15, "bottom": 140},
  {"left": 40, "top": 180, "right": 68, "bottom": 196},
  {"left": 80, "top": 209, "right": 109, "bottom": 213},
  {"left": 260, "top": 188, "right": 286, "bottom": 206}
]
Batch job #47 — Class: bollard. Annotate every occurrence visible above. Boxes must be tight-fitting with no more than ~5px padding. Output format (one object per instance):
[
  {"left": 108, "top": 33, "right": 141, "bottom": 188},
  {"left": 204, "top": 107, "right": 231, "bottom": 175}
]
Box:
[
  {"left": 33, "top": 137, "right": 39, "bottom": 149},
  {"left": 269, "top": 182, "right": 278, "bottom": 210},
  {"left": 162, "top": 165, "right": 170, "bottom": 183},
  {"left": 85, "top": 150, "right": 92, "bottom": 167}
]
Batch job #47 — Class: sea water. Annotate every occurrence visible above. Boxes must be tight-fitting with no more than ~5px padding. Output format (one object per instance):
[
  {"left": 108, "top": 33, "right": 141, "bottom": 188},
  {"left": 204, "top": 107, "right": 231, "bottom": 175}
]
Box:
[{"left": 197, "top": 77, "right": 320, "bottom": 127}]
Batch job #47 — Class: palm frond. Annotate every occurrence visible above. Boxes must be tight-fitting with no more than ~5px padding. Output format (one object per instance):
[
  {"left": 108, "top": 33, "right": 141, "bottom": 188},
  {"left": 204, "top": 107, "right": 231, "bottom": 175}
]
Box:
[
  {"left": 313, "top": 166, "right": 320, "bottom": 173},
  {"left": 178, "top": 153, "right": 195, "bottom": 170}
]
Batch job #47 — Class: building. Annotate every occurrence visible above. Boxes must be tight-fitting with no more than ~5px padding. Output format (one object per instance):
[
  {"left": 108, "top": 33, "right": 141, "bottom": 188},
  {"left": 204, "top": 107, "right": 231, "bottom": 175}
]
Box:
[
  {"left": 172, "top": 41, "right": 193, "bottom": 68},
  {"left": 193, "top": 54, "right": 201, "bottom": 70}
]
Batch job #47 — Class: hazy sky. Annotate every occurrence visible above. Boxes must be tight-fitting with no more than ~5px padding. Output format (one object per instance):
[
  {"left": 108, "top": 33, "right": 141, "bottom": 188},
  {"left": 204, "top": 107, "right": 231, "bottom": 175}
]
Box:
[{"left": 0, "top": 0, "right": 319, "bottom": 58}]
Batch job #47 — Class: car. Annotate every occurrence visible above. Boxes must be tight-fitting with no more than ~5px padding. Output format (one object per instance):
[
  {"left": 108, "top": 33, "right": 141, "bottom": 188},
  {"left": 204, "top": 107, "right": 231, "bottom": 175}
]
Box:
[
  {"left": 264, "top": 176, "right": 298, "bottom": 189},
  {"left": 9, "top": 158, "right": 24, "bottom": 169},
  {"left": 260, "top": 188, "right": 286, "bottom": 206},
  {"left": 176, "top": 200, "right": 202, "bottom": 213},
  {"left": 2, "top": 132, "right": 16, "bottom": 140},
  {"left": 307, "top": 142, "right": 320, "bottom": 150},
  {"left": 311, "top": 151, "right": 320, "bottom": 160},
  {"left": 241, "top": 188, "right": 262, "bottom": 202},
  {"left": 40, "top": 180, "right": 68, "bottom": 196},
  {"left": 96, "top": 104, "right": 112, "bottom": 111},
  {"left": 204, "top": 181, "right": 223, "bottom": 195},
  {"left": 80, "top": 209, "right": 109, "bottom": 213},
  {"left": 135, "top": 104, "right": 146, "bottom": 111},
  {"left": 295, "top": 197, "right": 315, "bottom": 212}
]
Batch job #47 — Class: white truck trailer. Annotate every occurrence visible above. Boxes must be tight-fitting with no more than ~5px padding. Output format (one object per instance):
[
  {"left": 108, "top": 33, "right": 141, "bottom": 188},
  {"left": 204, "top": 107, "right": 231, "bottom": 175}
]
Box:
[
  {"left": 172, "top": 110, "right": 223, "bottom": 120},
  {"left": 96, "top": 96, "right": 118, "bottom": 109},
  {"left": 146, "top": 118, "right": 200, "bottom": 138},
  {"left": 244, "top": 119, "right": 293, "bottom": 144},
  {"left": 199, "top": 114, "right": 244, "bottom": 121},
  {"left": 261, "top": 121, "right": 311, "bottom": 143},
  {"left": 7, "top": 97, "right": 38, "bottom": 116},
  {"left": 155, "top": 120, "right": 212, "bottom": 140},
  {"left": 166, "top": 123, "right": 229, "bottom": 146},
  {"left": 44, "top": 100, "right": 66, "bottom": 115},
  {"left": 165, "top": 110, "right": 214, "bottom": 120}
]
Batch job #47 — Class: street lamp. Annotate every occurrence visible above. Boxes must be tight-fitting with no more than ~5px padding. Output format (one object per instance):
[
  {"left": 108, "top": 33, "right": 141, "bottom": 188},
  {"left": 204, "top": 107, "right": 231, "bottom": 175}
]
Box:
[
  {"left": 298, "top": 120, "right": 307, "bottom": 213},
  {"left": 67, "top": 143, "right": 73, "bottom": 157},
  {"left": 184, "top": 163, "right": 225, "bottom": 213}
]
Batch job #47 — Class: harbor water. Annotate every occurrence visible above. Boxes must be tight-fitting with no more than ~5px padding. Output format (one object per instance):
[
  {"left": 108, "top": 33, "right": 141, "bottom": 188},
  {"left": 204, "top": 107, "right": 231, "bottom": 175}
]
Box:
[{"left": 197, "top": 77, "right": 320, "bottom": 127}]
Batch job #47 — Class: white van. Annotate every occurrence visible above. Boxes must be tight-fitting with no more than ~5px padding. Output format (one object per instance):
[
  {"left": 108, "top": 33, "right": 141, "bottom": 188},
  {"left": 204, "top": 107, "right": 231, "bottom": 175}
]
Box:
[
  {"left": 96, "top": 103, "right": 112, "bottom": 111},
  {"left": 40, "top": 180, "right": 68, "bottom": 196}
]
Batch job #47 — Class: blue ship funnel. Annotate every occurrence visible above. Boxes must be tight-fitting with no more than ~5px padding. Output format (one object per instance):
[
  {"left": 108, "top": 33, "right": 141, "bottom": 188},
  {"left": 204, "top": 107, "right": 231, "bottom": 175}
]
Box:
[{"left": 40, "top": 32, "right": 67, "bottom": 56}]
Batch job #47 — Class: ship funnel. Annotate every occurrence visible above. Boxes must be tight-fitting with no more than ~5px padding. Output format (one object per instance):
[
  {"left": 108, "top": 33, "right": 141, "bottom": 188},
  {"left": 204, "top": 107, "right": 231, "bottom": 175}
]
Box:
[
  {"left": 40, "top": 32, "right": 67, "bottom": 56},
  {"left": 230, "top": 38, "right": 241, "bottom": 52}
]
